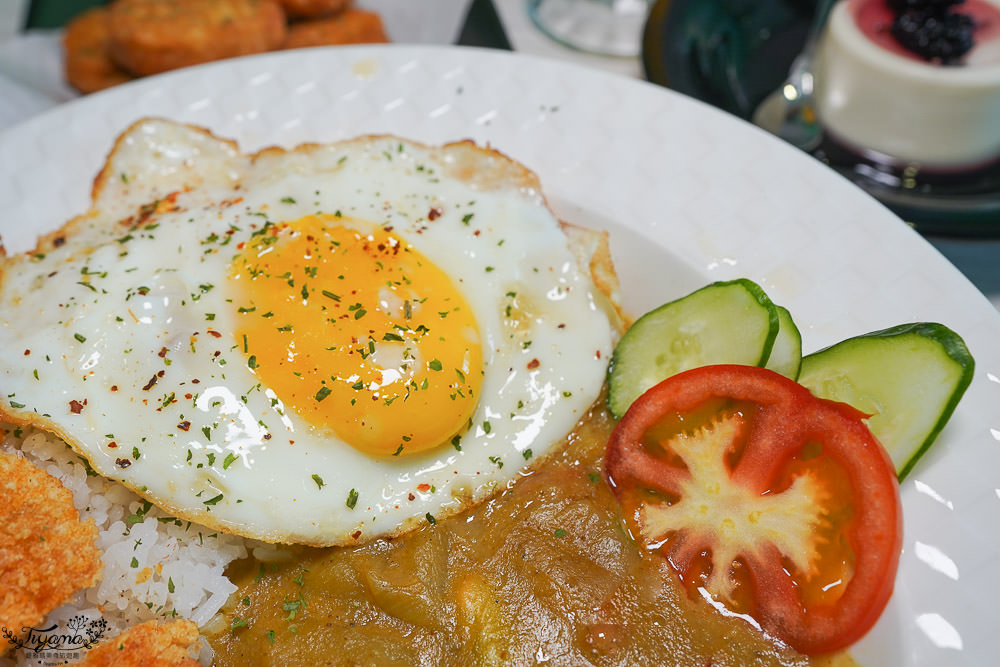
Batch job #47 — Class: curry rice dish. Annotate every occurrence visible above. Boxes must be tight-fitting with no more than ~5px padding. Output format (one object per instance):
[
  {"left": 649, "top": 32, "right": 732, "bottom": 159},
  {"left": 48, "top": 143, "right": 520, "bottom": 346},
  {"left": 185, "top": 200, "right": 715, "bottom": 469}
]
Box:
[{"left": 0, "top": 119, "right": 862, "bottom": 666}]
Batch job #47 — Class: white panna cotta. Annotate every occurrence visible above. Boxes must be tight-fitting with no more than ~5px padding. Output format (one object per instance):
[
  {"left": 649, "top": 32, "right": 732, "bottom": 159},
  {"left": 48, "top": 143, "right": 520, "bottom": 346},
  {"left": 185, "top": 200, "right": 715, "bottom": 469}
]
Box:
[{"left": 814, "top": 0, "right": 1000, "bottom": 168}]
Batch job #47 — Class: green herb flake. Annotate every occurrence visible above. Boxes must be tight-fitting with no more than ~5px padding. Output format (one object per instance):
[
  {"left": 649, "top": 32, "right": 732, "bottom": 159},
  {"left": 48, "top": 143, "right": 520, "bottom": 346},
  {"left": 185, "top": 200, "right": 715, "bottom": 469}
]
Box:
[
  {"left": 312, "top": 474, "right": 325, "bottom": 489},
  {"left": 554, "top": 528, "right": 567, "bottom": 538},
  {"left": 346, "top": 488, "right": 359, "bottom": 509}
]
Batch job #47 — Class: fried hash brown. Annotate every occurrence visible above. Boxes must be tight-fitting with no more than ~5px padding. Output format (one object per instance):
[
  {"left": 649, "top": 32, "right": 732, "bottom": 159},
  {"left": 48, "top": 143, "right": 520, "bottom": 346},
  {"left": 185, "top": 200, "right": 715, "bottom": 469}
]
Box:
[
  {"left": 62, "top": 6, "right": 134, "bottom": 94},
  {"left": 108, "top": 0, "right": 287, "bottom": 76},
  {"left": 0, "top": 452, "right": 102, "bottom": 655},
  {"left": 276, "top": 0, "right": 351, "bottom": 19},
  {"left": 283, "top": 9, "right": 388, "bottom": 50},
  {"left": 78, "top": 619, "right": 201, "bottom": 666}
]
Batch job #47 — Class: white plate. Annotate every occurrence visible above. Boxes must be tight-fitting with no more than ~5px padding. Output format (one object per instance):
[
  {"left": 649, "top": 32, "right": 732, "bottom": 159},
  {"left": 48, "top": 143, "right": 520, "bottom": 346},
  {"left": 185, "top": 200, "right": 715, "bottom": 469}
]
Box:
[{"left": 1, "top": 45, "right": 998, "bottom": 665}]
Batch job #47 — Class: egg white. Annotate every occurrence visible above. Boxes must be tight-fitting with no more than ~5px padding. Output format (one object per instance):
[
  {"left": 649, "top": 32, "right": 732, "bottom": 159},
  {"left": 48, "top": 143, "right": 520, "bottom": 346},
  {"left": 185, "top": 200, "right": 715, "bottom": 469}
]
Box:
[{"left": 0, "top": 119, "right": 614, "bottom": 546}]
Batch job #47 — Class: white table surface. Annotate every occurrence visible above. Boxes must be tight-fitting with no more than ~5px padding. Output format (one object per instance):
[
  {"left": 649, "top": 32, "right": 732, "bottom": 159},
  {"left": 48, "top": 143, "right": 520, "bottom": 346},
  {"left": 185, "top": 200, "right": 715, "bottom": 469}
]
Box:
[{"left": 0, "top": 0, "right": 997, "bottom": 310}]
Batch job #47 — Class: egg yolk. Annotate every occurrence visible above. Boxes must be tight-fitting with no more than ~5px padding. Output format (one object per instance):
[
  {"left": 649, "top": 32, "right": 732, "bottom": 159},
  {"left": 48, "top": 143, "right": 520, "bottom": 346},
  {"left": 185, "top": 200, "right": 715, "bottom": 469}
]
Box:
[{"left": 228, "top": 214, "right": 483, "bottom": 457}]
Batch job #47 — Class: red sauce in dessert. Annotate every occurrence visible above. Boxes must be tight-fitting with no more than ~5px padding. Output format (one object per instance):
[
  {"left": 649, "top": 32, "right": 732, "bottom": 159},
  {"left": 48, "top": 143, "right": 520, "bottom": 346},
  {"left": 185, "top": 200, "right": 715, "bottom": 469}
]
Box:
[{"left": 850, "top": 0, "right": 1000, "bottom": 63}]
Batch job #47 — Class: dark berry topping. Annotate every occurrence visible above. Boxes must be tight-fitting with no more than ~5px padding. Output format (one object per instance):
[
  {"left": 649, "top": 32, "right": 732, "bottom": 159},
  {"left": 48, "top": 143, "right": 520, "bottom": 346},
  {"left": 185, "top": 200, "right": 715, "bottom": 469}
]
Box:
[
  {"left": 888, "top": 0, "right": 964, "bottom": 10},
  {"left": 887, "top": 0, "right": 977, "bottom": 64}
]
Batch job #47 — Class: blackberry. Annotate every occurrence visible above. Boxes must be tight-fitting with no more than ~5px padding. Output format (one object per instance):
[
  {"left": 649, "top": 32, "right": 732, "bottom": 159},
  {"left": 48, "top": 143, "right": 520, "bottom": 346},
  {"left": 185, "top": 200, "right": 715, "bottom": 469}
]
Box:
[
  {"left": 887, "top": 0, "right": 964, "bottom": 10},
  {"left": 888, "top": 0, "right": 977, "bottom": 64}
]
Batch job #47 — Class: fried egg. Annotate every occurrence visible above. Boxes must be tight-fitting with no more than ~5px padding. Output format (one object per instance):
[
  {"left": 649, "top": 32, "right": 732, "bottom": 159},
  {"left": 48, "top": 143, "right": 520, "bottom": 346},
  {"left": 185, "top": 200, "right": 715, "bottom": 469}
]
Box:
[{"left": 0, "top": 119, "right": 616, "bottom": 546}]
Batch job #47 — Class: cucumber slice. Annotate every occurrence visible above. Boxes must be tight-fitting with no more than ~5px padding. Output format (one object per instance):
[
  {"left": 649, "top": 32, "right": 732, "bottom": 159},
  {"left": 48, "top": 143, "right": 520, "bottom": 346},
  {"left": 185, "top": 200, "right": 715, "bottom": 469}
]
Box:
[
  {"left": 764, "top": 305, "right": 803, "bottom": 380},
  {"left": 607, "top": 279, "right": 779, "bottom": 418},
  {"left": 797, "top": 322, "right": 974, "bottom": 480}
]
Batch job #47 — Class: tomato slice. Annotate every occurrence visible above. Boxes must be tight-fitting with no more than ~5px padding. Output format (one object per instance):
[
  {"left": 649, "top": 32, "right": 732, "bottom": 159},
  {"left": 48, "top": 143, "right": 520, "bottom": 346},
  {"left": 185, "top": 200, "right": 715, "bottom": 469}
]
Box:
[{"left": 604, "top": 364, "right": 902, "bottom": 655}]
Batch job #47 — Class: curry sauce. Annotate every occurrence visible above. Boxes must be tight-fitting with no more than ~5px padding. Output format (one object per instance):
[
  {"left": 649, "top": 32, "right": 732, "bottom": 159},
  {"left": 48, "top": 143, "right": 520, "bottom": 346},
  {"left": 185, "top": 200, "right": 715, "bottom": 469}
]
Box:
[{"left": 207, "top": 402, "right": 858, "bottom": 666}]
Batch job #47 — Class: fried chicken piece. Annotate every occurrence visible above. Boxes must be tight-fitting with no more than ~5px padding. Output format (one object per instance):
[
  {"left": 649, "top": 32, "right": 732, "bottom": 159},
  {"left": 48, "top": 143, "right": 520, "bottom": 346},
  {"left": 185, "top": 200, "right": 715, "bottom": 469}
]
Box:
[
  {"left": 283, "top": 9, "right": 389, "bottom": 49},
  {"left": 62, "top": 6, "right": 134, "bottom": 94},
  {"left": 108, "top": 0, "right": 288, "bottom": 77},
  {"left": 276, "top": 0, "right": 351, "bottom": 19},
  {"left": 78, "top": 620, "right": 201, "bottom": 666},
  {"left": 0, "top": 451, "right": 102, "bottom": 656}
]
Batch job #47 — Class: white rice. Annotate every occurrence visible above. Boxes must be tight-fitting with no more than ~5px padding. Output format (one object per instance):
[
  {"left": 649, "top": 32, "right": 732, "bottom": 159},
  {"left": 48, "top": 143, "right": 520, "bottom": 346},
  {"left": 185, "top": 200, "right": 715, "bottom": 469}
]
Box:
[{"left": 1, "top": 424, "right": 255, "bottom": 665}]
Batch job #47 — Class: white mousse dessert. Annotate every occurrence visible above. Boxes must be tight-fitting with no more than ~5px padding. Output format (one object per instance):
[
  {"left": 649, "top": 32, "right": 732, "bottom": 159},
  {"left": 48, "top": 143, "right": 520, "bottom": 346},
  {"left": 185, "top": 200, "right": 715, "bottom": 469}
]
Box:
[{"left": 814, "top": 0, "right": 1000, "bottom": 168}]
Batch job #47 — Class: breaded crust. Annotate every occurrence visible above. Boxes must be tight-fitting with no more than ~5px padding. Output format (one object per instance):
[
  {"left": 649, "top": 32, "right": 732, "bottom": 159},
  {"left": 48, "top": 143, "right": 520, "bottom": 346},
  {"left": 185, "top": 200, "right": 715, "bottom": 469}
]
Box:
[
  {"left": 108, "top": 0, "right": 288, "bottom": 76},
  {"left": 277, "top": 0, "right": 351, "bottom": 19},
  {"left": 283, "top": 9, "right": 388, "bottom": 49},
  {"left": 62, "top": 6, "right": 134, "bottom": 94},
  {"left": 78, "top": 619, "right": 201, "bottom": 666},
  {"left": 0, "top": 452, "right": 102, "bottom": 655}
]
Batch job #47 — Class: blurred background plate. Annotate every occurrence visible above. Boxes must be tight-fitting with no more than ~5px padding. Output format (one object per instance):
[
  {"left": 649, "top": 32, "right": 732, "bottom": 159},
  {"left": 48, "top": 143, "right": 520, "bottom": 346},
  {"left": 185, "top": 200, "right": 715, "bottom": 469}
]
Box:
[{"left": 642, "top": 0, "right": 1000, "bottom": 237}]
